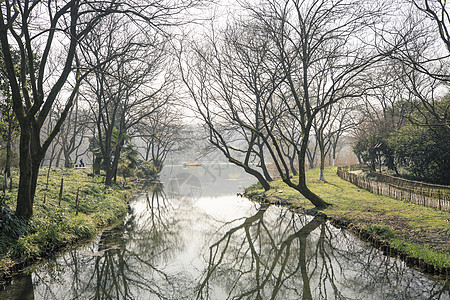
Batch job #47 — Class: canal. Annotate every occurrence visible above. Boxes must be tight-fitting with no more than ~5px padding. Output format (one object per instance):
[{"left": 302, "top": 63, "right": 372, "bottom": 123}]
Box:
[{"left": 1, "top": 163, "right": 449, "bottom": 299}]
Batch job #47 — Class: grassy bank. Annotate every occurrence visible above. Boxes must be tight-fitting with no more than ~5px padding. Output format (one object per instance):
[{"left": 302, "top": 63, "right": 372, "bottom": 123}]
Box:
[
  {"left": 0, "top": 167, "right": 133, "bottom": 278},
  {"left": 245, "top": 167, "right": 450, "bottom": 273}
]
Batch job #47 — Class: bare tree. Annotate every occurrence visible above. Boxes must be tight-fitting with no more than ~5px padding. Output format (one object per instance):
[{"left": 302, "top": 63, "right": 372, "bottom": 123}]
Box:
[
  {"left": 276, "top": 112, "right": 302, "bottom": 176},
  {"left": 81, "top": 15, "right": 176, "bottom": 185},
  {"left": 242, "top": 0, "right": 383, "bottom": 207},
  {"left": 179, "top": 24, "right": 276, "bottom": 191},
  {"left": 380, "top": 0, "right": 450, "bottom": 134},
  {"left": 412, "top": 0, "right": 450, "bottom": 50},
  {"left": 328, "top": 102, "right": 360, "bottom": 167},
  {"left": 0, "top": 0, "right": 93, "bottom": 217},
  {"left": 306, "top": 139, "right": 318, "bottom": 170},
  {"left": 314, "top": 99, "right": 359, "bottom": 181},
  {"left": 134, "top": 106, "right": 186, "bottom": 172},
  {"left": 0, "top": 0, "right": 197, "bottom": 217},
  {"left": 58, "top": 95, "right": 90, "bottom": 168},
  {"left": 182, "top": 0, "right": 384, "bottom": 207}
]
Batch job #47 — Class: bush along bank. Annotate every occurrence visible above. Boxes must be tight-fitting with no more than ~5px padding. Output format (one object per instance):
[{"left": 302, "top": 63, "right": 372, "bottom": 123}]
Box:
[
  {"left": 0, "top": 167, "right": 134, "bottom": 285},
  {"left": 244, "top": 167, "right": 450, "bottom": 278}
]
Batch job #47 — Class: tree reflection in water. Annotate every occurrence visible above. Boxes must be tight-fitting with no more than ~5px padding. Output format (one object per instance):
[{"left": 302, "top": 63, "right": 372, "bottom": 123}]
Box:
[
  {"left": 31, "top": 181, "right": 191, "bottom": 300},
  {"left": 196, "top": 205, "right": 449, "bottom": 299},
  {"left": 0, "top": 273, "right": 35, "bottom": 300},
  {"left": 2, "top": 174, "right": 449, "bottom": 299}
]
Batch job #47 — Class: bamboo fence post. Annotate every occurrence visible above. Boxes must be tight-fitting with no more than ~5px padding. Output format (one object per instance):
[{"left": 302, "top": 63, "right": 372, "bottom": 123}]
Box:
[
  {"left": 76, "top": 187, "right": 80, "bottom": 216},
  {"left": 58, "top": 178, "right": 64, "bottom": 206}
]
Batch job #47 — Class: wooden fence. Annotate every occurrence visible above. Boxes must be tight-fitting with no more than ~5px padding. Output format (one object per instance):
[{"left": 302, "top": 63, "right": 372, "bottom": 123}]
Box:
[{"left": 337, "top": 167, "right": 450, "bottom": 211}]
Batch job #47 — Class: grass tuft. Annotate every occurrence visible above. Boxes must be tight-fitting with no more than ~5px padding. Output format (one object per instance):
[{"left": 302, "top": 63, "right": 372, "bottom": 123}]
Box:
[{"left": 366, "top": 224, "right": 396, "bottom": 240}]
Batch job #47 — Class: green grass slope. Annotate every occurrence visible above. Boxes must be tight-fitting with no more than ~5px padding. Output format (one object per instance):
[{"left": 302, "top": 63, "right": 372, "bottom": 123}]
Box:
[
  {"left": 0, "top": 167, "right": 133, "bottom": 275},
  {"left": 245, "top": 167, "right": 450, "bottom": 270}
]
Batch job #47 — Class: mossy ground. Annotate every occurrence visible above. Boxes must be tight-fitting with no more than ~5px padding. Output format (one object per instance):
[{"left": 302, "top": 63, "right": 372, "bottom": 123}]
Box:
[
  {"left": 245, "top": 166, "right": 450, "bottom": 270},
  {"left": 0, "top": 167, "right": 133, "bottom": 276}
]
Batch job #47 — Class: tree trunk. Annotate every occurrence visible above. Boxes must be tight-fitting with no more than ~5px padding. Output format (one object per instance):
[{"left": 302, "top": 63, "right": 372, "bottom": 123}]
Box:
[
  {"left": 145, "top": 142, "right": 150, "bottom": 161},
  {"left": 260, "top": 122, "right": 328, "bottom": 207},
  {"left": 110, "top": 141, "right": 124, "bottom": 185},
  {"left": 357, "top": 155, "right": 362, "bottom": 165},
  {"left": 64, "top": 150, "right": 71, "bottom": 168},
  {"left": 296, "top": 131, "right": 329, "bottom": 208},
  {"left": 244, "top": 164, "right": 271, "bottom": 191},
  {"left": 306, "top": 148, "right": 315, "bottom": 169},
  {"left": 332, "top": 143, "right": 337, "bottom": 166},
  {"left": 16, "top": 128, "right": 33, "bottom": 218},
  {"left": 55, "top": 146, "right": 63, "bottom": 167},
  {"left": 29, "top": 157, "right": 41, "bottom": 204},
  {"left": 105, "top": 160, "right": 113, "bottom": 185},
  {"left": 289, "top": 156, "right": 298, "bottom": 176},
  {"left": 319, "top": 147, "right": 326, "bottom": 182},
  {"left": 229, "top": 157, "right": 270, "bottom": 191},
  {"left": 15, "top": 111, "right": 54, "bottom": 218},
  {"left": 29, "top": 127, "right": 44, "bottom": 204},
  {"left": 296, "top": 162, "right": 328, "bottom": 208},
  {"left": 4, "top": 120, "right": 12, "bottom": 189},
  {"left": 370, "top": 157, "right": 376, "bottom": 171},
  {"left": 259, "top": 143, "right": 272, "bottom": 182},
  {"left": 299, "top": 217, "right": 324, "bottom": 300}
]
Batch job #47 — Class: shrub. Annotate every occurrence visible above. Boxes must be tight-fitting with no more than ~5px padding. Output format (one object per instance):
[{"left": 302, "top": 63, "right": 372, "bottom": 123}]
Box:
[
  {"left": 366, "top": 224, "right": 395, "bottom": 240},
  {"left": 0, "top": 204, "right": 28, "bottom": 239},
  {"left": 387, "top": 125, "right": 450, "bottom": 184},
  {"left": 138, "top": 161, "right": 158, "bottom": 178}
]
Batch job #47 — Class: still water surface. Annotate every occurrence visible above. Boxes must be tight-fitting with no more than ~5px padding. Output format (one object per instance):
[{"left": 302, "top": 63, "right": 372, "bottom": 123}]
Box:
[{"left": 1, "top": 163, "right": 449, "bottom": 299}]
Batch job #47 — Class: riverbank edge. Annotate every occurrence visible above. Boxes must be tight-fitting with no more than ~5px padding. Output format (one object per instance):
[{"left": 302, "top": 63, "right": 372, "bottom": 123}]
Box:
[
  {"left": 0, "top": 213, "right": 128, "bottom": 286},
  {"left": 0, "top": 169, "right": 146, "bottom": 287},
  {"left": 244, "top": 183, "right": 450, "bottom": 280}
]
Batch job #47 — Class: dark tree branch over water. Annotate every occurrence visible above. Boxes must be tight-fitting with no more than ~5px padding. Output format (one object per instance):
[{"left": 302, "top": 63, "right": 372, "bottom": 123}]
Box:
[
  {"left": 179, "top": 35, "right": 273, "bottom": 191},
  {"left": 251, "top": 0, "right": 385, "bottom": 207},
  {"left": 181, "top": 0, "right": 386, "bottom": 208}
]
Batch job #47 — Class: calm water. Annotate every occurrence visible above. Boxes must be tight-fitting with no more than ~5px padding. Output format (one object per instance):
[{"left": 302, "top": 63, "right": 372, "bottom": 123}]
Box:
[{"left": 1, "top": 163, "right": 449, "bottom": 299}]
